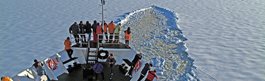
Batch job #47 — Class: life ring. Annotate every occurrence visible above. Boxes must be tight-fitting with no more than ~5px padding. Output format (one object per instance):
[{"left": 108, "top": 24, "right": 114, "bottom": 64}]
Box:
[
  {"left": 47, "top": 58, "right": 58, "bottom": 70},
  {"left": 97, "top": 50, "right": 109, "bottom": 59}
]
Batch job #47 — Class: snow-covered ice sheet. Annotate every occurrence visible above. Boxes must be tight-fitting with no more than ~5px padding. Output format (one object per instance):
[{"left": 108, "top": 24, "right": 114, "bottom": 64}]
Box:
[{"left": 116, "top": 6, "right": 200, "bottom": 81}]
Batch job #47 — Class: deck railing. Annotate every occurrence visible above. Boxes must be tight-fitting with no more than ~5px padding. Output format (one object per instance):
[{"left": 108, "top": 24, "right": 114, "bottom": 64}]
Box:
[
  {"left": 69, "top": 33, "right": 121, "bottom": 48},
  {"left": 97, "top": 34, "right": 120, "bottom": 48}
]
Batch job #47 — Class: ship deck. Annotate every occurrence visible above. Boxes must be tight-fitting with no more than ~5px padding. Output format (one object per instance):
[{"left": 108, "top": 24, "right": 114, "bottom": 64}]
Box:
[
  {"left": 57, "top": 41, "right": 135, "bottom": 81},
  {"left": 57, "top": 63, "right": 131, "bottom": 81},
  {"left": 12, "top": 41, "right": 136, "bottom": 81}
]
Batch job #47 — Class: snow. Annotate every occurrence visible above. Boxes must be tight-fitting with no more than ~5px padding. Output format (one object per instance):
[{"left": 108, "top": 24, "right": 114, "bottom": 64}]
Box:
[
  {"left": 150, "top": 57, "right": 165, "bottom": 75},
  {"left": 1, "top": 0, "right": 265, "bottom": 81},
  {"left": 117, "top": 6, "right": 199, "bottom": 81}
]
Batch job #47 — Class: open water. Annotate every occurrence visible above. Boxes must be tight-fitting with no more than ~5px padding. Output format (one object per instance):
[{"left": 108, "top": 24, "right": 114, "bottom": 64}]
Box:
[{"left": 0, "top": 0, "right": 264, "bottom": 81}]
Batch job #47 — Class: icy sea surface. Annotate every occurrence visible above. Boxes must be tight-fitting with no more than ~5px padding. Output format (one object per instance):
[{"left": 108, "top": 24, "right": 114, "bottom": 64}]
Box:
[{"left": 1, "top": 0, "right": 265, "bottom": 81}]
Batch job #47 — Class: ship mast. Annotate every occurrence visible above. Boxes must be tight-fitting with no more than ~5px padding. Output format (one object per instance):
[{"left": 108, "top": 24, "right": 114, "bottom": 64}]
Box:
[
  {"left": 98, "top": 0, "right": 105, "bottom": 49},
  {"left": 101, "top": 0, "right": 105, "bottom": 41},
  {"left": 86, "top": 0, "right": 105, "bottom": 64},
  {"left": 101, "top": 0, "right": 105, "bottom": 28}
]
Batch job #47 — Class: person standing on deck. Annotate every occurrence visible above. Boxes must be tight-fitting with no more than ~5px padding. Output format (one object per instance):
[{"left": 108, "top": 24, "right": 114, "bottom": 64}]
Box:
[
  {"left": 137, "top": 63, "right": 151, "bottom": 81},
  {"left": 69, "top": 22, "right": 80, "bottom": 44},
  {"left": 96, "top": 23, "right": 103, "bottom": 43},
  {"left": 87, "top": 65, "right": 95, "bottom": 81},
  {"left": 33, "top": 60, "right": 47, "bottom": 81},
  {"left": 93, "top": 61, "right": 105, "bottom": 80},
  {"left": 113, "top": 23, "right": 121, "bottom": 43},
  {"left": 103, "top": 21, "right": 109, "bottom": 42},
  {"left": 33, "top": 60, "right": 45, "bottom": 76},
  {"left": 64, "top": 37, "right": 73, "bottom": 59},
  {"left": 32, "top": 58, "right": 49, "bottom": 81},
  {"left": 33, "top": 59, "right": 41, "bottom": 68},
  {"left": 124, "top": 27, "right": 131, "bottom": 47},
  {"left": 106, "top": 53, "right": 116, "bottom": 73},
  {"left": 84, "top": 21, "right": 92, "bottom": 42},
  {"left": 128, "top": 53, "right": 142, "bottom": 76},
  {"left": 108, "top": 21, "right": 115, "bottom": 43},
  {"left": 145, "top": 70, "right": 158, "bottom": 81},
  {"left": 92, "top": 20, "right": 98, "bottom": 47},
  {"left": 79, "top": 21, "right": 86, "bottom": 43}
]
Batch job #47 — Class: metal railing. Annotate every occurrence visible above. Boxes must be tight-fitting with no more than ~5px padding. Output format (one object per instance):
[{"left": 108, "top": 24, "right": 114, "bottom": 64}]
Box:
[
  {"left": 69, "top": 33, "right": 91, "bottom": 48},
  {"left": 97, "top": 33, "right": 120, "bottom": 48},
  {"left": 69, "top": 33, "right": 120, "bottom": 47}
]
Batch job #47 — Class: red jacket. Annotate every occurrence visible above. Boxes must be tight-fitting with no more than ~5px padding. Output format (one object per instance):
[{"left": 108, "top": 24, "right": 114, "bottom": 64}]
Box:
[
  {"left": 64, "top": 39, "right": 71, "bottom": 50},
  {"left": 134, "top": 60, "right": 141, "bottom": 71},
  {"left": 125, "top": 31, "right": 131, "bottom": 40},
  {"left": 96, "top": 25, "right": 103, "bottom": 34},
  {"left": 146, "top": 71, "right": 158, "bottom": 81}
]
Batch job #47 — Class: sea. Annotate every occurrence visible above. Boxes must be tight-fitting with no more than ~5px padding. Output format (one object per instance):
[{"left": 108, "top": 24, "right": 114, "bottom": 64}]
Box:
[{"left": 0, "top": 0, "right": 264, "bottom": 81}]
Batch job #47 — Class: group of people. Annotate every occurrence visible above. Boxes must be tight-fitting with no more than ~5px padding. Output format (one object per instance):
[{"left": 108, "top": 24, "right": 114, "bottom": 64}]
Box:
[
  {"left": 69, "top": 21, "right": 92, "bottom": 44},
  {"left": 69, "top": 20, "right": 132, "bottom": 47},
  {"left": 128, "top": 53, "right": 158, "bottom": 81},
  {"left": 138, "top": 63, "right": 158, "bottom": 81},
  {"left": 69, "top": 21, "right": 123, "bottom": 43},
  {"left": 83, "top": 53, "right": 116, "bottom": 81}
]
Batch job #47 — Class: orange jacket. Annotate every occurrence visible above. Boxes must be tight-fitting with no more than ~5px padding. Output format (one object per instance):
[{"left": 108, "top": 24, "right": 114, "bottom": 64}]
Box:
[
  {"left": 125, "top": 31, "right": 131, "bottom": 40},
  {"left": 1, "top": 76, "right": 13, "bottom": 81},
  {"left": 93, "top": 32, "right": 98, "bottom": 42},
  {"left": 64, "top": 39, "right": 71, "bottom": 50},
  {"left": 96, "top": 25, "right": 103, "bottom": 34},
  {"left": 103, "top": 23, "right": 108, "bottom": 33},
  {"left": 108, "top": 22, "right": 115, "bottom": 33}
]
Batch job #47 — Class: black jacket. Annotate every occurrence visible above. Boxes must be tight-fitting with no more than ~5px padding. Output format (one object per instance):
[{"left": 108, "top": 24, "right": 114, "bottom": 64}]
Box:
[
  {"left": 92, "top": 23, "right": 97, "bottom": 33},
  {"left": 141, "top": 63, "right": 150, "bottom": 75},
  {"left": 85, "top": 23, "right": 92, "bottom": 33},
  {"left": 79, "top": 23, "right": 85, "bottom": 34},
  {"left": 69, "top": 23, "right": 79, "bottom": 34},
  {"left": 132, "top": 54, "right": 142, "bottom": 66}
]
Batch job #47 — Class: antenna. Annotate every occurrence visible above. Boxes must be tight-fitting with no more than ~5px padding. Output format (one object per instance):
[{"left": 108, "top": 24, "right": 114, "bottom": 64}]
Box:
[
  {"left": 96, "top": 0, "right": 106, "bottom": 51},
  {"left": 101, "top": 0, "right": 105, "bottom": 31}
]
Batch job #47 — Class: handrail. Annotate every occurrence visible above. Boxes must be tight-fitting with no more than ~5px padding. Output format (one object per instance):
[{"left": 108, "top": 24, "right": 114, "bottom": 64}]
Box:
[
  {"left": 97, "top": 34, "right": 120, "bottom": 41},
  {"left": 69, "top": 33, "right": 91, "bottom": 47},
  {"left": 69, "top": 33, "right": 120, "bottom": 41},
  {"left": 97, "top": 34, "right": 120, "bottom": 48}
]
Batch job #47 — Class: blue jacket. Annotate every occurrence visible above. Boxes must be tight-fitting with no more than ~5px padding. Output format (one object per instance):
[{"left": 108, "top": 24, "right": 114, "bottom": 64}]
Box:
[{"left": 93, "top": 63, "right": 103, "bottom": 73}]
